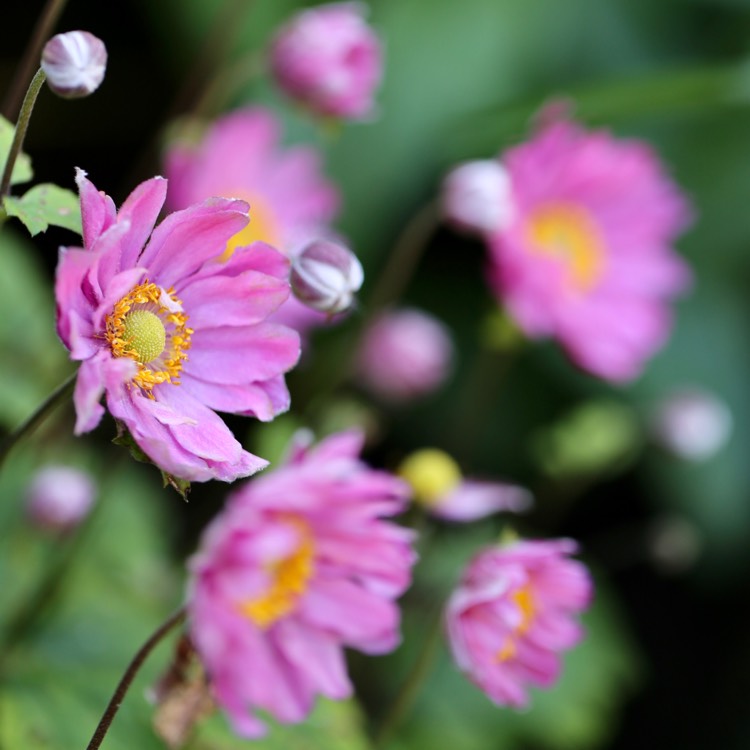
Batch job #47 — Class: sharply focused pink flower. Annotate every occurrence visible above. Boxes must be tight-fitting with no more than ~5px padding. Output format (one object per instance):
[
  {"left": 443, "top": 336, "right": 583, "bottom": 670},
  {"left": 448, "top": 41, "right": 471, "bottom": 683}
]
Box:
[
  {"left": 486, "top": 109, "right": 692, "bottom": 381},
  {"left": 187, "top": 430, "right": 416, "bottom": 737},
  {"left": 446, "top": 538, "right": 592, "bottom": 708},
  {"left": 355, "top": 308, "right": 454, "bottom": 402},
  {"left": 55, "top": 169, "right": 300, "bottom": 482},
  {"left": 398, "top": 448, "right": 532, "bottom": 522},
  {"left": 270, "top": 2, "right": 383, "bottom": 120},
  {"left": 164, "top": 106, "right": 340, "bottom": 332}
]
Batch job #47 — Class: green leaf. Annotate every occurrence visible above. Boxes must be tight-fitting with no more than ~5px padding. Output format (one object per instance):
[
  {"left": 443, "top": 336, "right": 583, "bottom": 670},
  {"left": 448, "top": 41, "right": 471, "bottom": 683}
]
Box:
[
  {"left": 0, "top": 114, "right": 32, "bottom": 186},
  {"left": 3, "top": 183, "right": 81, "bottom": 237}
]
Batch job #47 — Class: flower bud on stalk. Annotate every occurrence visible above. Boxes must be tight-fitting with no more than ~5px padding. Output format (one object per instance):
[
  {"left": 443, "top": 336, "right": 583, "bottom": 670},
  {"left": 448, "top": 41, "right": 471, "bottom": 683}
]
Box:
[
  {"left": 41, "top": 31, "right": 107, "bottom": 99},
  {"left": 290, "top": 239, "right": 364, "bottom": 314}
]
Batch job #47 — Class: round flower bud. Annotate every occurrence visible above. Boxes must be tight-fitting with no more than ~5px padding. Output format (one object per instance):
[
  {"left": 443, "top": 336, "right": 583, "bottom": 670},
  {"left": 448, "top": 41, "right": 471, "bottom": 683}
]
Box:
[
  {"left": 355, "top": 308, "right": 454, "bottom": 402},
  {"left": 270, "top": 2, "right": 383, "bottom": 120},
  {"left": 650, "top": 387, "right": 732, "bottom": 461},
  {"left": 441, "top": 159, "right": 514, "bottom": 236},
  {"left": 41, "top": 31, "right": 107, "bottom": 99},
  {"left": 290, "top": 239, "right": 364, "bottom": 314},
  {"left": 26, "top": 465, "right": 96, "bottom": 533}
]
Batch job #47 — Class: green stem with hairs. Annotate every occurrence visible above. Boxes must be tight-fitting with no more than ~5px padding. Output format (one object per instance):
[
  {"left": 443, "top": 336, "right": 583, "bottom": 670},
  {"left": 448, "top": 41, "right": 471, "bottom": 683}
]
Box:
[{"left": 0, "top": 68, "right": 46, "bottom": 198}]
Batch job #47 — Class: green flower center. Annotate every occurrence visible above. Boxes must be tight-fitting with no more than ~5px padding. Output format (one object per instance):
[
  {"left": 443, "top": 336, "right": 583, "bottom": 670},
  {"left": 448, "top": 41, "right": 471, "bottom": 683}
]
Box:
[{"left": 121, "top": 309, "right": 166, "bottom": 364}]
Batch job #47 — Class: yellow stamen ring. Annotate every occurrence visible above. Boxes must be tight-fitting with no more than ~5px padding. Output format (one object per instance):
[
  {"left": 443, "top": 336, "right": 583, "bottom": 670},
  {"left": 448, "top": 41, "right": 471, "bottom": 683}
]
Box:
[
  {"left": 238, "top": 516, "right": 315, "bottom": 629},
  {"left": 105, "top": 280, "right": 193, "bottom": 395},
  {"left": 526, "top": 202, "right": 605, "bottom": 292},
  {"left": 497, "top": 585, "right": 536, "bottom": 662}
]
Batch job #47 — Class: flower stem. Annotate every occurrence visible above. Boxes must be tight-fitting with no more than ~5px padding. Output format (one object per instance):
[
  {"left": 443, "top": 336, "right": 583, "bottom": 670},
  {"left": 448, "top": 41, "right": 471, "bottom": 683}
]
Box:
[
  {"left": 0, "top": 68, "right": 46, "bottom": 198},
  {"left": 366, "top": 201, "right": 439, "bottom": 312},
  {"left": 373, "top": 601, "right": 445, "bottom": 749},
  {"left": 0, "top": 370, "right": 76, "bottom": 472},
  {"left": 1, "top": 0, "right": 67, "bottom": 120},
  {"left": 86, "top": 607, "right": 187, "bottom": 750}
]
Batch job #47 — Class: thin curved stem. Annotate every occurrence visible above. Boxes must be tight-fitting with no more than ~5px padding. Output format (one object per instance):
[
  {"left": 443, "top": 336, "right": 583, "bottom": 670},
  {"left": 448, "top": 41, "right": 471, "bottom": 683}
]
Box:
[
  {"left": 86, "top": 607, "right": 187, "bottom": 750},
  {"left": 366, "top": 201, "right": 439, "bottom": 312},
  {"left": 0, "top": 371, "right": 76, "bottom": 472},
  {"left": 0, "top": 68, "right": 46, "bottom": 197},
  {"left": 1, "top": 0, "right": 68, "bottom": 119},
  {"left": 373, "top": 601, "right": 445, "bottom": 749}
]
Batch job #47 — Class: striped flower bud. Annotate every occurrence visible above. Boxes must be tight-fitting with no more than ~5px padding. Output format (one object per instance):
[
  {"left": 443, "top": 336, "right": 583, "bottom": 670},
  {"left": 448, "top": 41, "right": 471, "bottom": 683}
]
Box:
[
  {"left": 41, "top": 31, "right": 107, "bottom": 99},
  {"left": 290, "top": 239, "right": 364, "bottom": 314}
]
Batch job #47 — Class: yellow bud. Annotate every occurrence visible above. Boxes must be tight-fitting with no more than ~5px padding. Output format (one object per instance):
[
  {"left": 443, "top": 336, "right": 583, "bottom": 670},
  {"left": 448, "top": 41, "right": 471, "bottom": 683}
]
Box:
[{"left": 398, "top": 448, "right": 462, "bottom": 506}]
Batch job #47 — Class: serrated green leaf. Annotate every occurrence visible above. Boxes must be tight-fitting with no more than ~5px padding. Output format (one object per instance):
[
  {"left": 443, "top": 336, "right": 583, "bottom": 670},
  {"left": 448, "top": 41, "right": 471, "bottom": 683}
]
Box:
[
  {"left": 3, "top": 183, "right": 81, "bottom": 237},
  {"left": 0, "top": 115, "right": 32, "bottom": 186}
]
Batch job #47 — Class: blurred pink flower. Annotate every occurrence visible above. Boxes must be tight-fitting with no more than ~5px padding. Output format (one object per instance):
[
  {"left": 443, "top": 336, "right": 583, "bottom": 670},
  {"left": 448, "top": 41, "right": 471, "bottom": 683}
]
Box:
[
  {"left": 356, "top": 308, "right": 454, "bottom": 402},
  {"left": 55, "top": 169, "right": 300, "bottom": 482},
  {"left": 270, "top": 2, "right": 382, "bottom": 120},
  {"left": 487, "top": 110, "right": 692, "bottom": 381},
  {"left": 187, "top": 430, "right": 415, "bottom": 737},
  {"left": 446, "top": 538, "right": 592, "bottom": 708},
  {"left": 26, "top": 465, "right": 95, "bottom": 532},
  {"left": 398, "top": 448, "right": 532, "bottom": 522},
  {"left": 164, "top": 106, "right": 340, "bottom": 332}
]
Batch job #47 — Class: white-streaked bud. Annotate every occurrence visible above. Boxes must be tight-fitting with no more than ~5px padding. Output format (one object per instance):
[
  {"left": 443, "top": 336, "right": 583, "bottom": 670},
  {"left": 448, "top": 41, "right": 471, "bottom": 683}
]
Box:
[
  {"left": 290, "top": 239, "right": 364, "bottom": 314},
  {"left": 41, "top": 31, "right": 107, "bottom": 99},
  {"left": 441, "top": 159, "right": 514, "bottom": 235},
  {"left": 26, "top": 465, "right": 96, "bottom": 533}
]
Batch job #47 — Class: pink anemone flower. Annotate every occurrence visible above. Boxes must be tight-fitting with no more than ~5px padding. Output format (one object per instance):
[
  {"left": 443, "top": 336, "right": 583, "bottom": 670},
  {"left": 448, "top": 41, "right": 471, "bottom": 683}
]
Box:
[
  {"left": 187, "top": 430, "right": 416, "bottom": 737},
  {"left": 164, "top": 106, "right": 340, "bottom": 332},
  {"left": 446, "top": 538, "right": 592, "bottom": 708},
  {"left": 487, "top": 109, "right": 692, "bottom": 382},
  {"left": 55, "top": 169, "right": 300, "bottom": 482}
]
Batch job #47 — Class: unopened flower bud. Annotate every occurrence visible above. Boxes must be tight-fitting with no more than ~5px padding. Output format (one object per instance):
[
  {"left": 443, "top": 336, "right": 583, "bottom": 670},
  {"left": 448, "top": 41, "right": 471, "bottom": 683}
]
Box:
[
  {"left": 651, "top": 387, "right": 732, "bottom": 461},
  {"left": 441, "top": 159, "right": 514, "bottom": 235},
  {"left": 290, "top": 239, "right": 364, "bottom": 314},
  {"left": 26, "top": 465, "right": 96, "bottom": 533},
  {"left": 356, "top": 308, "right": 454, "bottom": 402},
  {"left": 270, "top": 2, "right": 382, "bottom": 120},
  {"left": 41, "top": 31, "right": 107, "bottom": 99}
]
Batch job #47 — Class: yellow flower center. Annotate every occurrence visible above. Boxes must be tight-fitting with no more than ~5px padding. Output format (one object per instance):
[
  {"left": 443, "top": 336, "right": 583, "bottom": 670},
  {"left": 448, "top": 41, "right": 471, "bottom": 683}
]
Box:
[
  {"left": 105, "top": 280, "right": 193, "bottom": 395},
  {"left": 526, "top": 203, "right": 604, "bottom": 292},
  {"left": 238, "top": 516, "right": 315, "bottom": 629},
  {"left": 398, "top": 448, "right": 462, "bottom": 507},
  {"left": 496, "top": 584, "right": 536, "bottom": 662},
  {"left": 220, "top": 193, "right": 282, "bottom": 262}
]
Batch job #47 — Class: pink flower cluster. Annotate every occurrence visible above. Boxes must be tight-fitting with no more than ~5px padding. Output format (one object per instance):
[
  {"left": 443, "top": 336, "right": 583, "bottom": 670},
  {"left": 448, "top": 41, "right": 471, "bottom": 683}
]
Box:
[
  {"left": 187, "top": 430, "right": 416, "bottom": 737},
  {"left": 55, "top": 170, "right": 300, "bottom": 482},
  {"left": 446, "top": 538, "right": 592, "bottom": 707}
]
